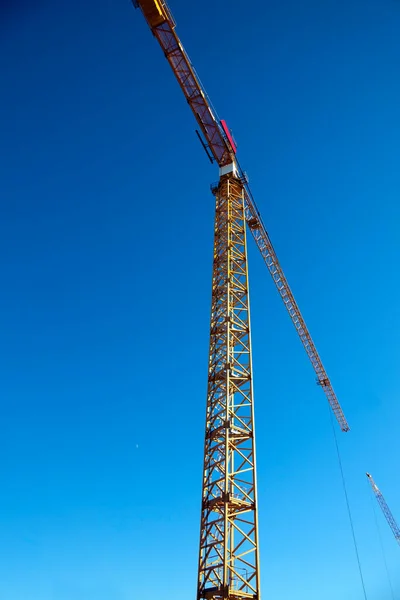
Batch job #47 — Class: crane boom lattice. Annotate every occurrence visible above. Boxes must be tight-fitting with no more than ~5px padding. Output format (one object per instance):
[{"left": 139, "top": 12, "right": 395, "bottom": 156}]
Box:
[
  {"left": 244, "top": 196, "right": 349, "bottom": 432},
  {"left": 367, "top": 473, "right": 400, "bottom": 545}
]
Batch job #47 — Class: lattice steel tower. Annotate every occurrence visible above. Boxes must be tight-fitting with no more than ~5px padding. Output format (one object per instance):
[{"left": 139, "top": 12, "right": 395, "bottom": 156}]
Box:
[
  {"left": 131, "top": 2, "right": 350, "bottom": 599},
  {"left": 198, "top": 175, "right": 259, "bottom": 599}
]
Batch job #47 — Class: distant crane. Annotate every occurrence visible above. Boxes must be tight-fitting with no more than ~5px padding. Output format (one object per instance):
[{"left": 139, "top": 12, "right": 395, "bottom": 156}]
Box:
[
  {"left": 367, "top": 472, "right": 400, "bottom": 546},
  {"left": 132, "top": 1, "right": 350, "bottom": 598}
]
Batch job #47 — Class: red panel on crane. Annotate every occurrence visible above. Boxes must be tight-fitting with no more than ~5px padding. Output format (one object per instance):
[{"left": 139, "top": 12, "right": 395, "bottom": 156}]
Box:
[{"left": 220, "top": 120, "right": 237, "bottom": 154}]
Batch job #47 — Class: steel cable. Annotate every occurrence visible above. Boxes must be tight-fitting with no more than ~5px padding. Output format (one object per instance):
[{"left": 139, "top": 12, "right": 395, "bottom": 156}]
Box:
[{"left": 328, "top": 408, "right": 368, "bottom": 600}]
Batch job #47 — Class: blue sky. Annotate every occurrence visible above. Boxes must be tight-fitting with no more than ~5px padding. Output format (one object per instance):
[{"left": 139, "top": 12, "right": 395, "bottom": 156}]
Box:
[{"left": 1, "top": 0, "right": 400, "bottom": 598}]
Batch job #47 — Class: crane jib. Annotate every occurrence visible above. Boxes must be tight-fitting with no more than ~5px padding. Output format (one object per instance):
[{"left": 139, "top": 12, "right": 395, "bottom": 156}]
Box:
[{"left": 367, "top": 473, "right": 400, "bottom": 544}]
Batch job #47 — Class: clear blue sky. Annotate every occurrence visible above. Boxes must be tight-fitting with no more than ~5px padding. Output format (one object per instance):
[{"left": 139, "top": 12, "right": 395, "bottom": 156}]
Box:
[{"left": 1, "top": 0, "right": 399, "bottom": 598}]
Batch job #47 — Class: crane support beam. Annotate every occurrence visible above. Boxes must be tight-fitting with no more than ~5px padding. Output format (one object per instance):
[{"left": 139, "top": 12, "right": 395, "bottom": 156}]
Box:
[
  {"left": 132, "top": 0, "right": 350, "bottom": 432},
  {"left": 366, "top": 473, "right": 400, "bottom": 545},
  {"left": 198, "top": 174, "right": 260, "bottom": 600}
]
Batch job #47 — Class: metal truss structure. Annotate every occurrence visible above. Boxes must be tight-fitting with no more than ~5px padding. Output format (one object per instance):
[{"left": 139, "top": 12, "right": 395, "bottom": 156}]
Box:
[
  {"left": 198, "top": 175, "right": 259, "bottom": 600},
  {"left": 131, "top": 1, "right": 352, "bottom": 599},
  {"left": 367, "top": 473, "right": 400, "bottom": 545}
]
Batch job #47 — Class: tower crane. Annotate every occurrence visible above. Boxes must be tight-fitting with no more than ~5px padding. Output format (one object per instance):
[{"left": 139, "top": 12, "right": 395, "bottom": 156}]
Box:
[
  {"left": 367, "top": 472, "right": 400, "bottom": 546},
  {"left": 131, "top": 1, "right": 350, "bottom": 598}
]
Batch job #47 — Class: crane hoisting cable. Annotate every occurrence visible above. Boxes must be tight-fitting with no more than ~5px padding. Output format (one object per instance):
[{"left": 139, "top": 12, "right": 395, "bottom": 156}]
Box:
[{"left": 132, "top": 0, "right": 350, "bottom": 432}]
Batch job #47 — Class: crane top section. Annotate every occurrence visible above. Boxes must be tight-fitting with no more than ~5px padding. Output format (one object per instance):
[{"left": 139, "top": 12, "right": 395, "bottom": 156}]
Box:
[
  {"left": 133, "top": 0, "right": 176, "bottom": 29},
  {"left": 132, "top": 0, "right": 350, "bottom": 432},
  {"left": 132, "top": 0, "right": 237, "bottom": 169},
  {"left": 366, "top": 472, "right": 379, "bottom": 491}
]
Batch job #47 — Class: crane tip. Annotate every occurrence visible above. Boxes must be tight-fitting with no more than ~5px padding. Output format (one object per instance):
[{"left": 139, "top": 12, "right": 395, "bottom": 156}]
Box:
[{"left": 366, "top": 472, "right": 371, "bottom": 478}]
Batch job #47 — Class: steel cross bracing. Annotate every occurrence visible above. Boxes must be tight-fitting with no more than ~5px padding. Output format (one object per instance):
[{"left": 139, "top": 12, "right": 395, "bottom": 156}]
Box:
[
  {"left": 133, "top": 0, "right": 350, "bottom": 432},
  {"left": 198, "top": 174, "right": 260, "bottom": 600},
  {"left": 367, "top": 473, "right": 400, "bottom": 545}
]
